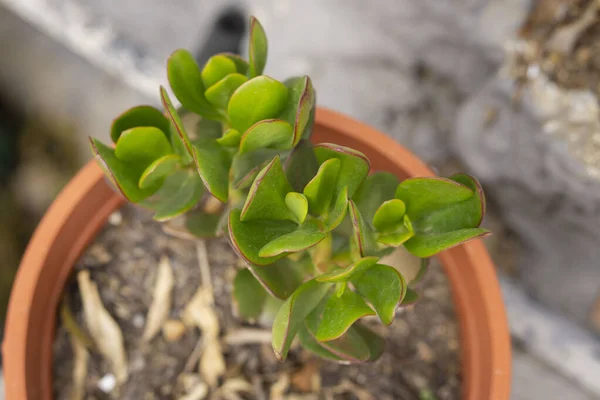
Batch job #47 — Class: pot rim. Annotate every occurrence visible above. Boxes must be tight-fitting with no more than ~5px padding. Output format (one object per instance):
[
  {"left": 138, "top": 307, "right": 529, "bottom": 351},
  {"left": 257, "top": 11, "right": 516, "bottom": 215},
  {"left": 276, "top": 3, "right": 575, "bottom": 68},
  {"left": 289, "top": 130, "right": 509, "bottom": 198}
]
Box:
[{"left": 3, "top": 107, "right": 511, "bottom": 399}]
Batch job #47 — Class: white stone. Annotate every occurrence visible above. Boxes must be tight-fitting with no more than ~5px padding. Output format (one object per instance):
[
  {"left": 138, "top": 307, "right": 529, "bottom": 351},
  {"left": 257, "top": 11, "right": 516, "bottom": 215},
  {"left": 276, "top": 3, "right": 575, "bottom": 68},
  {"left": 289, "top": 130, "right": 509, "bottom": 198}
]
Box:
[{"left": 97, "top": 373, "right": 116, "bottom": 393}]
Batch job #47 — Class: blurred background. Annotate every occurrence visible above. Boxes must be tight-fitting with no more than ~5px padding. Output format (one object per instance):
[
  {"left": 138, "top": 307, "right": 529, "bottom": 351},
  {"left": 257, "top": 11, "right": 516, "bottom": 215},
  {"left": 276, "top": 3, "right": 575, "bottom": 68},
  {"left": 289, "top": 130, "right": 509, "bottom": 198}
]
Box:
[{"left": 1, "top": 0, "right": 600, "bottom": 398}]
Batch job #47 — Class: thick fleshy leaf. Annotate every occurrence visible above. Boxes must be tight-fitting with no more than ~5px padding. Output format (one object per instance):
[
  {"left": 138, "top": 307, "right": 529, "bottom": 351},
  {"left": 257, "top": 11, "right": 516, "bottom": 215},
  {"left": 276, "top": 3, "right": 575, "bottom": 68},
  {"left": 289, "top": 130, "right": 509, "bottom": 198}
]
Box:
[
  {"left": 194, "top": 118, "right": 223, "bottom": 141},
  {"left": 110, "top": 105, "right": 171, "bottom": 143},
  {"left": 323, "top": 186, "right": 348, "bottom": 231},
  {"left": 303, "top": 320, "right": 371, "bottom": 363},
  {"left": 353, "top": 172, "right": 399, "bottom": 226},
  {"left": 352, "top": 323, "right": 385, "bottom": 361},
  {"left": 314, "top": 144, "right": 370, "bottom": 197},
  {"left": 284, "top": 139, "right": 319, "bottom": 192},
  {"left": 298, "top": 324, "right": 344, "bottom": 362},
  {"left": 228, "top": 76, "right": 288, "bottom": 132},
  {"left": 306, "top": 290, "right": 375, "bottom": 342},
  {"left": 201, "top": 55, "right": 237, "bottom": 89},
  {"left": 152, "top": 170, "right": 205, "bottom": 221},
  {"left": 89, "top": 138, "right": 159, "bottom": 202},
  {"left": 193, "top": 140, "right": 232, "bottom": 202},
  {"left": 167, "top": 49, "right": 221, "bottom": 120},
  {"left": 205, "top": 73, "right": 247, "bottom": 109},
  {"left": 248, "top": 17, "right": 268, "bottom": 77},
  {"left": 352, "top": 264, "right": 406, "bottom": 325},
  {"left": 404, "top": 228, "right": 491, "bottom": 258},
  {"left": 349, "top": 200, "right": 377, "bottom": 257},
  {"left": 139, "top": 154, "right": 181, "bottom": 189},
  {"left": 233, "top": 268, "right": 268, "bottom": 320},
  {"left": 402, "top": 287, "right": 420, "bottom": 306},
  {"left": 160, "top": 87, "right": 194, "bottom": 164},
  {"left": 279, "top": 76, "right": 316, "bottom": 145},
  {"left": 316, "top": 257, "right": 378, "bottom": 283},
  {"left": 395, "top": 177, "right": 473, "bottom": 224},
  {"left": 259, "top": 219, "right": 326, "bottom": 257},
  {"left": 377, "top": 215, "right": 414, "bottom": 246},
  {"left": 248, "top": 257, "right": 309, "bottom": 299},
  {"left": 185, "top": 208, "right": 222, "bottom": 238},
  {"left": 230, "top": 148, "right": 281, "bottom": 190},
  {"left": 272, "top": 279, "right": 332, "bottom": 360},
  {"left": 309, "top": 233, "right": 332, "bottom": 272},
  {"left": 216, "top": 128, "right": 241, "bottom": 147},
  {"left": 450, "top": 173, "right": 486, "bottom": 226},
  {"left": 229, "top": 209, "right": 297, "bottom": 266},
  {"left": 303, "top": 158, "right": 341, "bottom": 216},
  {"left": 285, "top": 192, "right": 308, "bottom": 224},
  {"left": 239, "top": 119, "right": 294, "bottom": 154},
  {"left": 372, "top": 199, "right": 406, "bottom": 233},
  {"left": 221, "top": 53, "right": 249, "bottom": 75},
  {"left": 241, "top": 156, "right": 295, "bottom": 221},
  {"left": 114, "top": 126, "right": 172, "bottom": 165}
]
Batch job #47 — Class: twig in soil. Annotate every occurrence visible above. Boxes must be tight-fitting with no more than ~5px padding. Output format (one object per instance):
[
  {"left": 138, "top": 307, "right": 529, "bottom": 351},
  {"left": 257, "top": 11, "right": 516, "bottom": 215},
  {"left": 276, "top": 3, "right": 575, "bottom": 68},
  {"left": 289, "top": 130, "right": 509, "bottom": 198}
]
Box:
[
  {"left": 224, "top": 328, "right": 272, "bottom": 346},
  {"left": 183, "top": 336, "right": 205, "bottom": 374},
  {"left": 70, "top": 330, "right": 89, "bottom": 400},
  {"left": 252, "top": 376, "right": 267, "bottom": 400},
  {"left": 270, "top": 373, "right": 290, "bottom": 400},
  {"left": 162, "top": 223, "right": 199, "bottom": 241},
  {"left": 142, "top": 256, "right": 175, "bottom": 343}
]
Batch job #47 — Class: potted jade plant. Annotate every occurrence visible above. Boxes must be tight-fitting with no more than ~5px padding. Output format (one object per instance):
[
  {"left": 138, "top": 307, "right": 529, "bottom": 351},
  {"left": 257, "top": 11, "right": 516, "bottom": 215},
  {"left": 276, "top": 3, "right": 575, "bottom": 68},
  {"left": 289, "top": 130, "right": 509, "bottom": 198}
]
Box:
[{"left": 4, "top": 17, "right": 511, "bottom": 400}]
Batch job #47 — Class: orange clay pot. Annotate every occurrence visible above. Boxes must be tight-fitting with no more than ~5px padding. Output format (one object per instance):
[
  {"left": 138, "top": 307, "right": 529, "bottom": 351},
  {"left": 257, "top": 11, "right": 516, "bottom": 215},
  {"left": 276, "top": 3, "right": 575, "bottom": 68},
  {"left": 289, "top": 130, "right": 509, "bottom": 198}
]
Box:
[{"left": 3, "top": 108, "right": 511, "bottom": 399}]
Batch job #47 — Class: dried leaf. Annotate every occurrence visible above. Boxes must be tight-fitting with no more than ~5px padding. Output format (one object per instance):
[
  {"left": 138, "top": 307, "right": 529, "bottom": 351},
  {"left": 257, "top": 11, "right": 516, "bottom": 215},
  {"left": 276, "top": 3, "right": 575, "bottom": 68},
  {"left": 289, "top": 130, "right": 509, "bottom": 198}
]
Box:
[
  {"left": 78, "top": 270, "right": 128, "bottom": 383},
  {"left": 70, "top": 332, "right": 89, "bottom": 400},
  {"left": 200, "top": 341, "right": 226, "bottom": 388},
  {"left": 177, "top": 382, "right": 208, "bottom": 400},
  {"left": 269, "top": 374, "right": 290, "bottom": 400},
  {"left": 224, "top": 329, "right": 271, "bottom": 346},
  {"left": 143, "top": 256, "right": 175, "bottom": 342}
]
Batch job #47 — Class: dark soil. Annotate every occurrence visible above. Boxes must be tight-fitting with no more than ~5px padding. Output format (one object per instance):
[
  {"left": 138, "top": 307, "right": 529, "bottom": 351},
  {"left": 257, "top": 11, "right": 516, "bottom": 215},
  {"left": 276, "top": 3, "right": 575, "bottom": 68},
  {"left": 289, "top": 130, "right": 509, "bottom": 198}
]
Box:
[{"left": 53, "top": 205, "right": 461, "bottom": 400}]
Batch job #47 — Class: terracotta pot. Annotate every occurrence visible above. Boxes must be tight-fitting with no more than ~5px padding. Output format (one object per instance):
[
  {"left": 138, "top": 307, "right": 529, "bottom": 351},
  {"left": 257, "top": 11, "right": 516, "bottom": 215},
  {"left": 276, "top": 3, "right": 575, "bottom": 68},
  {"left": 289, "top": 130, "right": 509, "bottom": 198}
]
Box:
[{"left": 3, "top": 108, "right": 511, "bottom": 399}]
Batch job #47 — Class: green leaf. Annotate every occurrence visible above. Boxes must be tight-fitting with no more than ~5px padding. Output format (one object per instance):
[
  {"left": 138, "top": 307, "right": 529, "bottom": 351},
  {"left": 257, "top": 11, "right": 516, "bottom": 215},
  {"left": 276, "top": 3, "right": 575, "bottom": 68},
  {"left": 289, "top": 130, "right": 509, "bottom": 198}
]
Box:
[
  {"left": 114, "top": 126, "right": 172, "bottom": 166},
  {"left": 404, "top": 228, "right": 491, "bottom": 258},
  {"left": 306, "top": 290, "right": 375, "bottom": 342},
  {"left": 279, "top": 76, "right": 316, "bottom": 145},
  {"left": 110, "top": 105, "right": 171, "bottom": 143},
  {"left": 194, "top": 118, "right": 224, "bottom": 141},
  {"left": 233, "top": 268, "right": 268, "bottom": 320},
  {"left": 352, "top": 323, "right": 385, "bottom": 361},
  {"left": 139, "top": 154, "right": 181, "bottom": 189},
  {"left": 216, "top": 128, "right": 241, "bottom": 147},
  {"left": 351, "top": 173, "right": 399, "bottom": 227},
  {"left": 349, "top": 200, "right": 377, "bottom": 257},
  {"left": 185, "top": 208, "right": 222, "bottom": 238},
  {"left": 303, "top": 158, "right": 341, "bottom": 216},
  {"left": 201, "top": 55, "right": 237, "bottom": 89},
  {"left": 373, "top": 199, "right": 406, "bottom": 233},
  {"left": 284, "top": 139, "right": 319, "bottom": 192},
  {"left": 239, "top": 119, "right": 294, "bottom": 154},
  {"left": 89, "top": 138, "right": 159, "bottom": 203},
  {"left": 247, "top": 257, "right": 307, "bottom": 299},
  {"left": 377, "top": 215, "right": 414, "bottom": 246},
  {"left": 316, "top": 256, "right": 378, "bottom": 283},
  {"left": 167, "top": 49, "right": 221, "bottom": 120},
  {"left": 395, "top": 177, "right": 473, "bottom": 223},
  {"left": 402, "top": 287, "right": 420, "bottom": 306},
  {"left": 285, "top": 192, "right": 308, "bottom": 224},
  {"left": 229, "top": 209, "right": 297, "bottom": 266},
  {"left": 298, "top": 324, "right": 344, "bottom": 362},
  {"left": 221, "top": 53, "right": 249, "bottom": 75},
  {"left": 205, "top": 73, "right": 248, "bottom": 109},
  {"left": 193, "top": 140, "right": 232, "bottom": 202},
  {"left": 323, "top": 186, "right": 348, "bottom": 231},
  {"left": 301, "top": 321, "right": 371, "bottom": 363},
  {"left": 152, "top": 170, "right": 205, "bottom": 221},
  {"left": 160, "top": 86, "right": 194, "bottom": 164},
  {"left": 228, "top": 76, "right": 288, "bottom": 132},
  {"left": 352, "top": 264, "right": 406, "bottom": 325},
  {"left": 248, "top": 17, "right": 268, "bottom": 77},
  {"left": 272, "top": 279, "right": 332, "bottom": 360},
  {"left": 241, "top": 156, "right": 295, "bottom": 221},
  {"left": 314, "top": 144, "right": 370, "bottom": 197},
  {"left": 450, "top": 173, "right": 486, "bottom": 226},
  {"left": 259, "top": 219, "right": 327, "bottom": 257},
  {"left": 230, "top": 148, "right": 281, "bottom": 190}
]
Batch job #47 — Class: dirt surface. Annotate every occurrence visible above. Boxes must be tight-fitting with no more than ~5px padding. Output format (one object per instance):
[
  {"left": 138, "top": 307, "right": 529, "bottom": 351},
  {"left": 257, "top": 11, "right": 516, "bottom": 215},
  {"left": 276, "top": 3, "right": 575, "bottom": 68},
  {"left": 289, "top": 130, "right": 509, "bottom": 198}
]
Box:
[{"left": 53, "top": 205, "right": 461, "bottom": 400}]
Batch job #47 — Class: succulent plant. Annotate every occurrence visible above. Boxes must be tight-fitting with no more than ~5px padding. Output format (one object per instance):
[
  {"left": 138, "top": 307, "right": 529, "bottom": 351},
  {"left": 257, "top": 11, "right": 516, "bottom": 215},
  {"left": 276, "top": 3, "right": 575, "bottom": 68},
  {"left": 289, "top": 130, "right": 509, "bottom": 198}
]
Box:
[{"left": 90, "top": 17, "right": 489, "bottom": 363}]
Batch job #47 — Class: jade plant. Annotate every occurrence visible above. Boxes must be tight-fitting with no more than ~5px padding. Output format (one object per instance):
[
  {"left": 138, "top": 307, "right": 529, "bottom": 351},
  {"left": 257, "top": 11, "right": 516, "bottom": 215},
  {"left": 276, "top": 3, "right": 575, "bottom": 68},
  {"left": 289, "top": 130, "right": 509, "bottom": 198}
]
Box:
[{"left": 90, "top": 17, "right": 489, "bottom": 363}]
